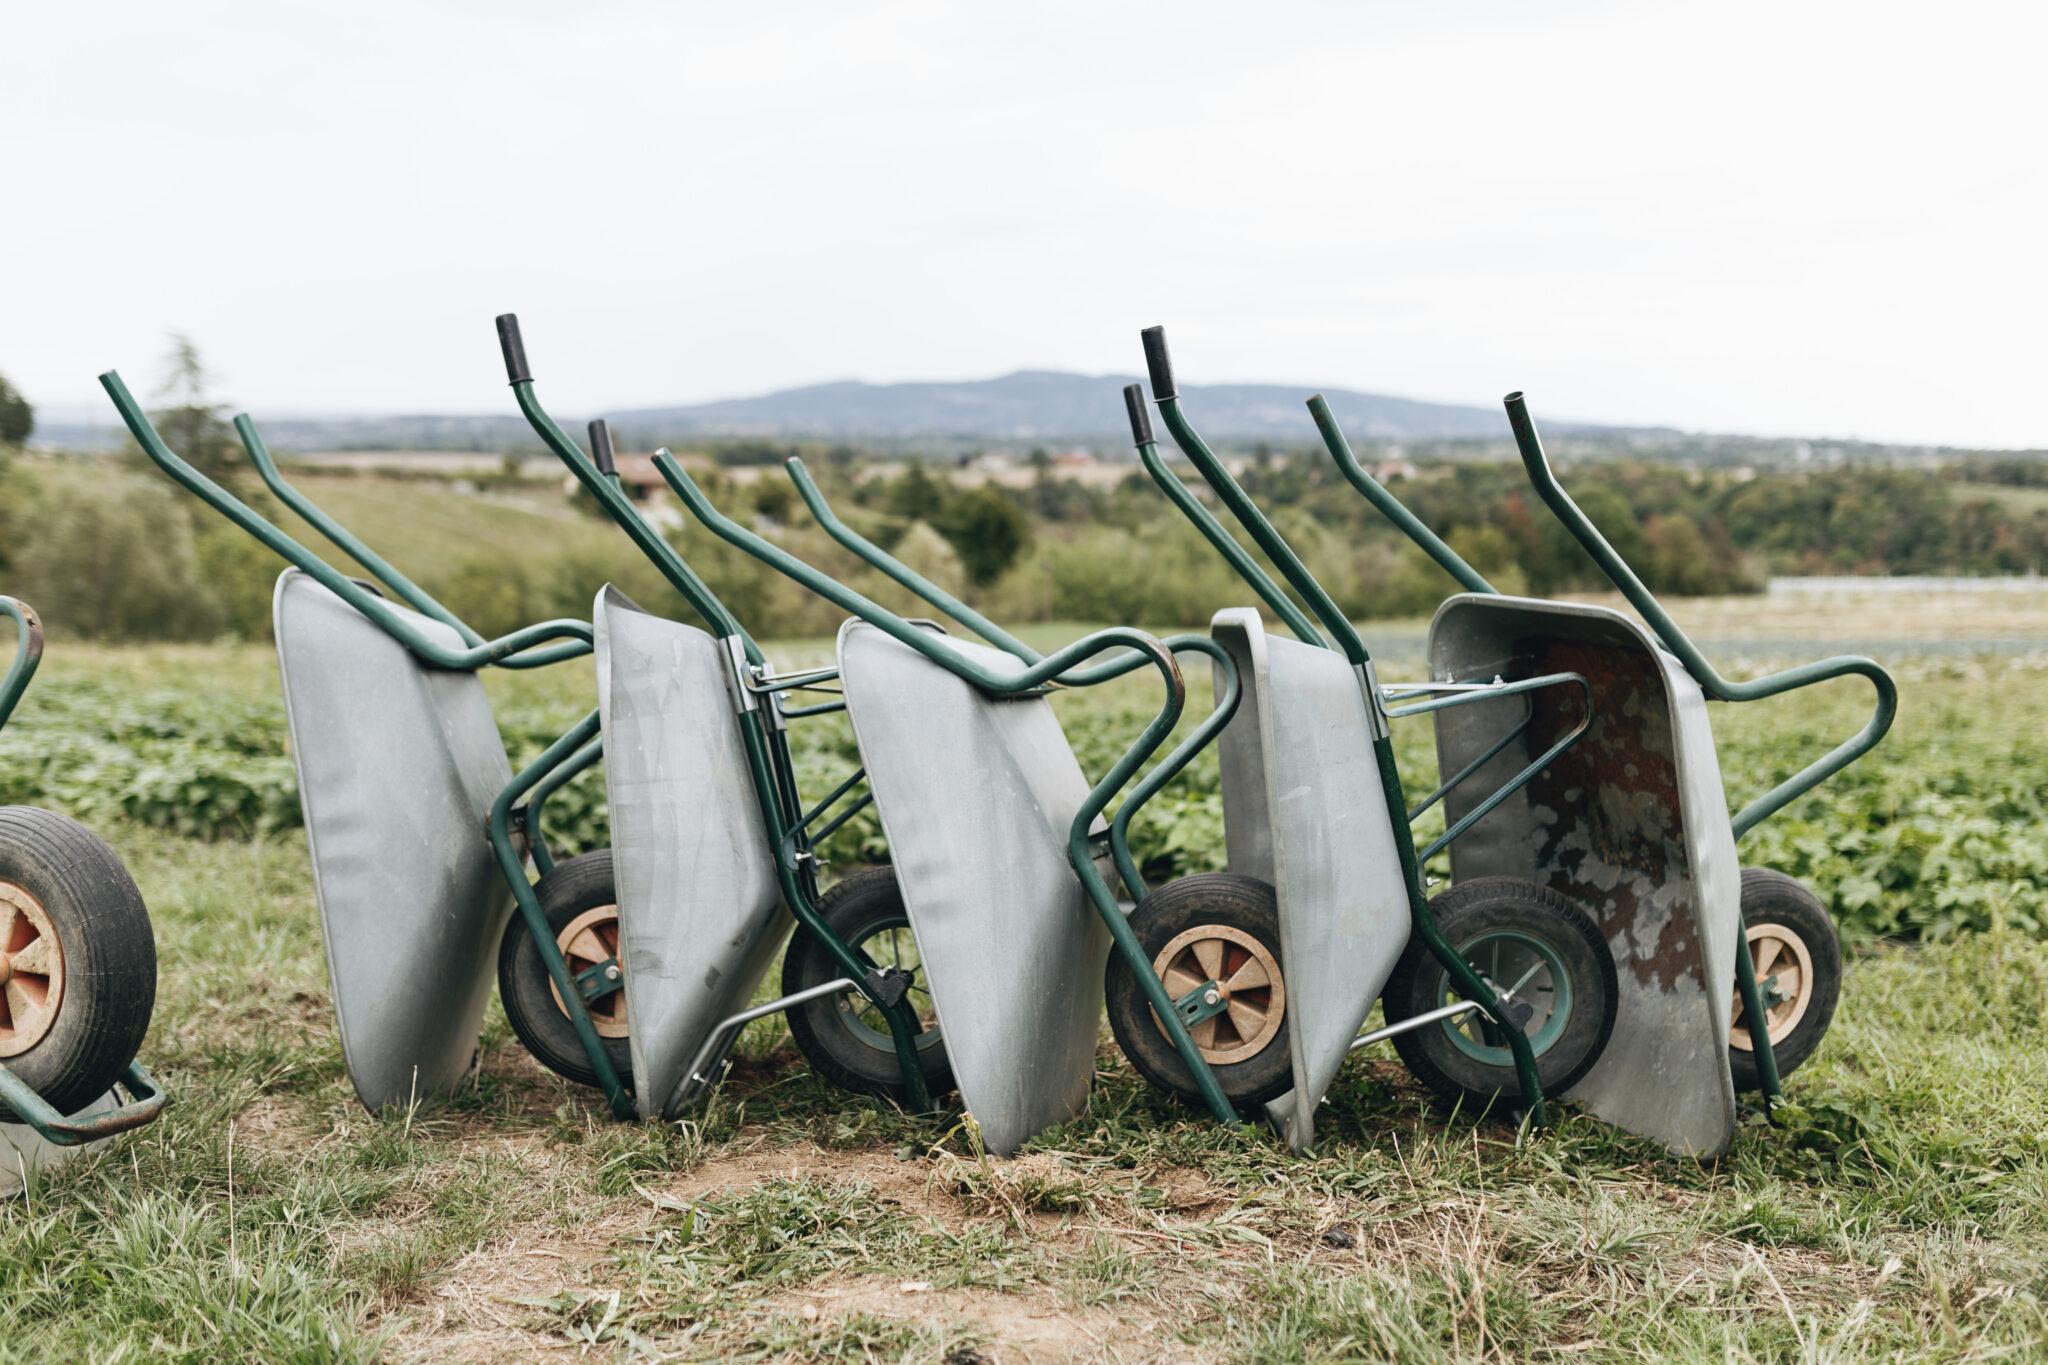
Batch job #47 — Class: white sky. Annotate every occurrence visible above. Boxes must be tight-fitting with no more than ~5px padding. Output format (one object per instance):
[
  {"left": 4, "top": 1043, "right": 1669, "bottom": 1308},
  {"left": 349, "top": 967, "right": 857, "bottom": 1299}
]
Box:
[{"left": 4, "top": 0, "right": 2044, "bottom": 446}]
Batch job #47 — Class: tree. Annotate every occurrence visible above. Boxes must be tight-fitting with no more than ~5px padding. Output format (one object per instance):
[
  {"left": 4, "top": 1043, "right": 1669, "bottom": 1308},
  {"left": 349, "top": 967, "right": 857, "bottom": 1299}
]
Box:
[
  {"left": 936, "top": 486, "right": 1031, "bottom": 586},
  {"left": 144, "top": 334, "right": 240, "bottom": 484},
  {"left": 751, "top": 478, "right": 795, "bottom": 523},
  {"left": 885, "top": 463, "right": 947, "bottom": 522},
  {"left": 0, "top": 372, "right": 32, "bottom": 446}
]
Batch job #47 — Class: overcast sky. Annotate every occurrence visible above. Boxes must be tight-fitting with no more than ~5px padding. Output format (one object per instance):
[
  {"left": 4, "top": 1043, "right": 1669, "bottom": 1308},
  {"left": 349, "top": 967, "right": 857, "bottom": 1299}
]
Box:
[{"left": 5, "top": 1, "right": 2043, "bottom": 445}]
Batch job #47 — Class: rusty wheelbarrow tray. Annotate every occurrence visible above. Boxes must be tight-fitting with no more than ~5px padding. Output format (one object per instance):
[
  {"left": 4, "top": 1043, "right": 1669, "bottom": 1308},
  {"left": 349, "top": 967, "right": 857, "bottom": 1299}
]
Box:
[{"left": 1307, "top": 388, "right": 1897, "bottom": 1154}]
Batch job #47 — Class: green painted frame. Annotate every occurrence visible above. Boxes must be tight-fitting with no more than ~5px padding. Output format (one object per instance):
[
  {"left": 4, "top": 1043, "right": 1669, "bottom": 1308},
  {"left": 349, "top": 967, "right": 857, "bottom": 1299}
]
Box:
[{"left": 0, "top": 596, "right": 43, "bottom": 735}]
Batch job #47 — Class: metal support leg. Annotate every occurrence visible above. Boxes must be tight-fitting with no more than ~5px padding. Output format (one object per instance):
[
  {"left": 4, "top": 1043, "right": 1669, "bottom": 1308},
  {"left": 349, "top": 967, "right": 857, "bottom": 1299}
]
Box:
[
  {"left": 488, "top": 710, "right": 635, "bottom": 1120},
  {"left": 663, "top": 978, "right": 857, "bottom": 1117},
  {"left": 1731, "top": 909, "right": 1782, "bottom": 1109}
]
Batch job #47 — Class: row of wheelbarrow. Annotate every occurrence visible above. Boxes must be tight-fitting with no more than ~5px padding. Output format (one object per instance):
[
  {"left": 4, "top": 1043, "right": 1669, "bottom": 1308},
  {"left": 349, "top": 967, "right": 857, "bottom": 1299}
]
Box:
[{"left": 6, "top": 317, "right": 1895, "bottom": 1175}]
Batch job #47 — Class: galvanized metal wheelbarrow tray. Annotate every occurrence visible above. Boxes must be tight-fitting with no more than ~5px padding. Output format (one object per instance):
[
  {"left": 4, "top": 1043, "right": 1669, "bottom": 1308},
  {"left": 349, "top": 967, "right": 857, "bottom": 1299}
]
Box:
[
  {"left": 1129, "top": 335, "right": 1593, "bottom": 1148},
  {"left": 1295, "top": 386, "right": 1898, "bottom": 1154},
  {"left": 655, "top": 457, "right": 1259, "bottom": 1153},
  {"left": 591, "top": 586, "right": 790, "bottom": 1120},
  {"left": 101, "top": 371, "right": 638, "bottom": 1118},
  {"left": 0, "top": 597, "right": 168, "bottom": 1164}
]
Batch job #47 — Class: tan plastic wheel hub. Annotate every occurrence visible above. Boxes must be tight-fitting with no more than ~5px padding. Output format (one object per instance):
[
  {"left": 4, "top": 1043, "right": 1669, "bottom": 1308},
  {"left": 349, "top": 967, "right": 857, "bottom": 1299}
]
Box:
[
  {"left": 1151, "top": 923, "right": 1285, "bottom": 1065},
  {"left": 1729, "top": 921, "right": 1815, "bottom": 1050},
  {"left": 0, "top": 880, "right": 65, "bottom": 1058},
  {"left": 549, "top": 905, "right": 629, "bottom": 1039}
]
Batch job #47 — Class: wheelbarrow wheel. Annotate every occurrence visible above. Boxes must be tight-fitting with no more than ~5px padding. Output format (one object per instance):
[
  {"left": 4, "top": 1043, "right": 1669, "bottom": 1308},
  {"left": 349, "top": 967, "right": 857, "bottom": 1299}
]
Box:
[
  {"left": 1383, "top": 877, "right": 1615, "bottom": 1113},
  {"left": 0, "top": 807, "right": 157, "bottom": 1123},
  {"left": 782, "top": 866, "right": 953, "bottom": 1106},
  {"left": 1104, "top": 873, "right": 1293, "bottom": 1111},
  {"left": 1729, "top": 867, "right": 1841, "bottom": 1093},
  {"left": 497, "top": 849, "right": 634, "bottom": 1092}
]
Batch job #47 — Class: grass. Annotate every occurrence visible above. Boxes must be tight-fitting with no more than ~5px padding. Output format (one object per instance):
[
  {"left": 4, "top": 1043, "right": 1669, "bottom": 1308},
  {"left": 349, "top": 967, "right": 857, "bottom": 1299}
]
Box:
[
  {"left": 2, "top": 823, "right": 2042, "bottom": 1360},
  {"left": 0, "top": 610, "right": 2045, "bottom": 1359},
  {"left": 1953, "top": 481, "right": 2048, "bottom": 518}
]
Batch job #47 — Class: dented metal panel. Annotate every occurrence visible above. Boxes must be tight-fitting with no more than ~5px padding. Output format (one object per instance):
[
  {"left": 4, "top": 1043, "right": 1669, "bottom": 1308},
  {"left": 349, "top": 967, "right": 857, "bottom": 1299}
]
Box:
[
  {"left": 1210, "top": 610, "right": 1410, "bottom": 1151},
  {"left": 836, "top": 620, "right": 1108, "bottom": 1156},
  {"left": 1428, "top": 594, "right": 1740, "bottom": 1156},
  {"left": 594, "top": 589, "right": 790, "bottom": 1119},
  {"left": 274, "top": 569, "right": 514, "bottom": 1111}
]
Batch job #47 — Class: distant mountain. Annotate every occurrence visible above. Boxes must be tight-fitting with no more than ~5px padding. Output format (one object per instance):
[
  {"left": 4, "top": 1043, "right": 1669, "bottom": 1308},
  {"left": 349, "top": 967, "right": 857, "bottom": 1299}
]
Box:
[
  {"left": 599, "top": 369, "right": 1536, "bottom": 446},
  {"left": 28, "top": 369, "right": 1629, "bottom": 454}
]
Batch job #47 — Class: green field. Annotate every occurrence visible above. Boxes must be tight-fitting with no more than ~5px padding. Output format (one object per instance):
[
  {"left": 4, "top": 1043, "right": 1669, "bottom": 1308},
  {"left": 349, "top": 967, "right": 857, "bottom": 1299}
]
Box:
[{"left": 0, "top": 609, "right": 2045, "bottom": 1360}]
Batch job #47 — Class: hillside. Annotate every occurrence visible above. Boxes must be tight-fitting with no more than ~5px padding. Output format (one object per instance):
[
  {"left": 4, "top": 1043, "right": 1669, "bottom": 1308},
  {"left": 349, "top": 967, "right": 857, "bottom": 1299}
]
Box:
[
  {"left": 598, "top": 369, "right": 1566, "bottom": 446},
  {"left": 29, "top": 370, "right": 1630, "bottom": 455}
]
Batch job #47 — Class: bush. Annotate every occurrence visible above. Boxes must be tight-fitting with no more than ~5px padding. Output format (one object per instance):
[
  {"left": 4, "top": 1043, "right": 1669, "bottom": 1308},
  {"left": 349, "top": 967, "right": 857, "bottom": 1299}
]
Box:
[{"left": 6, "top": 479, "right": 223, "bottom": 641}]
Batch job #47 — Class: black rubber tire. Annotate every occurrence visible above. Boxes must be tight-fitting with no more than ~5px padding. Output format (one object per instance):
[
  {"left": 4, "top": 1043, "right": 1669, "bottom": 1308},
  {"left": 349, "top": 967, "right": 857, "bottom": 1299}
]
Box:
[
  {"left": 1730, "top": 867, "right": 1842, "bottom": 1093},
  {"left": 1104, "top": 872, "right": 1293, "bottom": 1112},
  {"left": 496, "top": 849, "right": 633, "bottom": 1092},
  {"left": 782, "top": 866, "right": 953, "bottom": 1106},
  {"left": 0, "top": 807, "right": 157, "bottom": 1122},
  {"left": 1384, "top": 876, "right": 1616, "bottom": 1112}
]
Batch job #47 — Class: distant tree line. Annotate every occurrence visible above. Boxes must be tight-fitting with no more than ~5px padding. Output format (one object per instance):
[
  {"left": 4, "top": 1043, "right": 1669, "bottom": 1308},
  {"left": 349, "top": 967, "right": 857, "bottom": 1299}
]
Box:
[{"left": 7, "top": 337, "right": 2048, "bottom": 643}]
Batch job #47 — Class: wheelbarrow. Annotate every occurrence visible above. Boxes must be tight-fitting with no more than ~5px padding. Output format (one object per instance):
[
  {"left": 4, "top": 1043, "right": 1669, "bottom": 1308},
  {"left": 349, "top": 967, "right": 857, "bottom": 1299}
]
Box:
[
  {"left": 101, "top": 370, "right": 651, "bottom": 1118},
  {"left": 1296, "top": 390, "right": 1895, "bottom": 1154},
  {"left": 1126, "top": 330, "right": 1620, "bottom": 1150},
  {"left": 500, "top": 319, "right": 1244, "bottom": 1153},
  {"left": 0, "top": 595, "right": 169, "bottom": 1191},
  {"left": 492, "top": 316, "right": 973, "bottom": 1121}
]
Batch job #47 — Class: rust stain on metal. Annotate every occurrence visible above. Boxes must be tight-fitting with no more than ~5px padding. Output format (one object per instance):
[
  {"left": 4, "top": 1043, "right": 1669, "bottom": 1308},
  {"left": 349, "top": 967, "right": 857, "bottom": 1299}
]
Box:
[{"left": 1514, "top": 637, "right": 1701, "bottom": 993}]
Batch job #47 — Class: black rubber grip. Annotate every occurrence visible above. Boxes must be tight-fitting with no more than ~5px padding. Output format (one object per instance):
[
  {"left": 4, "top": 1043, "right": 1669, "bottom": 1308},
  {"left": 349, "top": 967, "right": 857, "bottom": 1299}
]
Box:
[
  {"left": 495, "top": 314, "right": 531, "bottom": 385},
  {"left": 587, "top": 420, "right": 617, "bottom": 475},
  {"left": 1122, "top": 384, "right": 1153, "bottom": 446},
  {"left": 1140, "top": 325, "right": 1175, "bottom": 400}
]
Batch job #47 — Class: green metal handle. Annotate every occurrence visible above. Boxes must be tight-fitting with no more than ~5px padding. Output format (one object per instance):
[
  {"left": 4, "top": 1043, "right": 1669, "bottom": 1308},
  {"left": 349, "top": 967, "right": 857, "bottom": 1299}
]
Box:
[
  {"left": 0, "top": 596, "right": 43, "bottom": 735},
  {"left": 1125, "top": 401, "right": 1326, "bottom": 647},
  {"left": 660, "top": 452, "right": 1243, "bottom": 1125},
  {"left": 1504, "top": 393, "right": 1898, "bottom": 839},
  {"left": 1307, "top": 395, "right": 1495, "bottom": 595},
  {"left": 781, "top": 455, "right": 1243, "bottom": 899},
  {"left": 502, "top": 367, "right": 759, "bottom": 663},
  {"left": 234, "top": 416, "right": 485, "bottom": 648},
  {"left": 0, "top": 1060, "right": 167, "bottom": 1147},
  {"left": 784, "top": 457, "right": 1038, "bottom": 659},
  {"left": 99, "top": 372, "right": 592, "bottom": 672},
  {"left": 1152, "top": 392, "right": 1369, "bottom": 667}
]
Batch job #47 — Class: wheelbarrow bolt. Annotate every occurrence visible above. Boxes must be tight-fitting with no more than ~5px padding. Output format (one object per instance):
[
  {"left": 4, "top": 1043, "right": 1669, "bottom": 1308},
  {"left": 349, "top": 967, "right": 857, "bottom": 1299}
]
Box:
[{"left": 862, "top": 966, "right": 914, "bottom": 1009}]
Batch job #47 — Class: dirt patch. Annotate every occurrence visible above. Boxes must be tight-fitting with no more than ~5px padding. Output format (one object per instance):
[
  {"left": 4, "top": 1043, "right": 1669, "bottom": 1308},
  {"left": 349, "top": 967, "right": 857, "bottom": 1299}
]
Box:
[
  {"left": 665, "top": 1136, "right": 956, "bottom": 1221},
  {"left": 758, "top": 1277, "right": 1204, "bottom": 1365},
  {"left": 375, "top": 1194, "right": 652, "bottom": 1362},
  {"left": 226, "top": 1092, "right": 330, "bottom": 1158}
]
